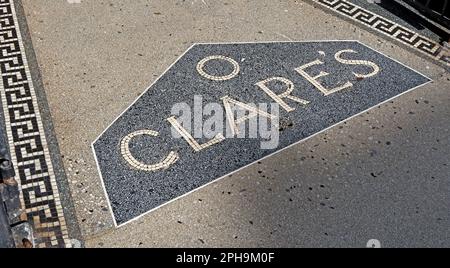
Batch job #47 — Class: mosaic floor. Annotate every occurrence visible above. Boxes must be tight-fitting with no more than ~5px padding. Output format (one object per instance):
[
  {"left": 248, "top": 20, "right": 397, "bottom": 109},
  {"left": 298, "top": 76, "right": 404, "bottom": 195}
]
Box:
[
  {"left": 0, "top": 0, "right": 447, "bottom": 247},
  {"left": 0, "top": 0, "right": 72, "bottom": 247},
  {"left": 93, "top": 41, "right": 430, "bottom": 226}
]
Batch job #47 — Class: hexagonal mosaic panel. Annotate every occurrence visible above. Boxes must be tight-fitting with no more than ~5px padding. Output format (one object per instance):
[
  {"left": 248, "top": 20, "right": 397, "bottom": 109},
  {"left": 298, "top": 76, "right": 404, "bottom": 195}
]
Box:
[{"left": 92, "top": 41, "right": 430, "bottom": 226}]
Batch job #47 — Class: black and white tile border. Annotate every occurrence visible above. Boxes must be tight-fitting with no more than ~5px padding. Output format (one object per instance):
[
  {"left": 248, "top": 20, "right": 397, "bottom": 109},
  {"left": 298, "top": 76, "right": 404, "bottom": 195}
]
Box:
[
  {"left": 0, "top": 0, "right": 70, "bottom": 247},
  {"left": 312, "top": 0, "right": 450, "bottom": 67}
]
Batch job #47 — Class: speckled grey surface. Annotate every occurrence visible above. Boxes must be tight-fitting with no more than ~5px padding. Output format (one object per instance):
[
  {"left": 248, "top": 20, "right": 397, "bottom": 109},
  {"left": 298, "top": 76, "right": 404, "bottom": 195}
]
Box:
[{"left": 93, "top": 41, "right": 430, "bottom": 226}]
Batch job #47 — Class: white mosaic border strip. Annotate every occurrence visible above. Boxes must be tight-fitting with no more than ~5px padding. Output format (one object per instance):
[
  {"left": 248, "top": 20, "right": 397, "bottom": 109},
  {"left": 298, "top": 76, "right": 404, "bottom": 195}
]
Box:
[{"left": 0, "top": 0, "right": 70, "bottom": 247}]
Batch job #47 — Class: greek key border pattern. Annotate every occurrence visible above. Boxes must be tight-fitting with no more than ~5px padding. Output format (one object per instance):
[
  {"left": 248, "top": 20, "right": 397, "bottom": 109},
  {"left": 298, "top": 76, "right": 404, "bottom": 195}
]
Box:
[
  {"left": 313, "top": 0, "right": 450, "bottom": 66},
  {"left": 0, "top": 0, "right": 70, "bottom": 247}
]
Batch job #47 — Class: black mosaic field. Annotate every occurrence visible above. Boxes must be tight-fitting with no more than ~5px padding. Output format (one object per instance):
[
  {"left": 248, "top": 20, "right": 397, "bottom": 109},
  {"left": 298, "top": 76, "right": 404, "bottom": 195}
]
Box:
[{"left": 92, "top": 41, "right": 430, "bottom": 226}]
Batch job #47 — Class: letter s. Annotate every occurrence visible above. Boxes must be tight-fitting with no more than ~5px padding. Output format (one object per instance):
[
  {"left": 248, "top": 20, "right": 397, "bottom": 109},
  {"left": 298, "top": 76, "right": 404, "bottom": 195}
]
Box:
[{"left": 334, "top": 49, "right": 380, "bottom": 79}]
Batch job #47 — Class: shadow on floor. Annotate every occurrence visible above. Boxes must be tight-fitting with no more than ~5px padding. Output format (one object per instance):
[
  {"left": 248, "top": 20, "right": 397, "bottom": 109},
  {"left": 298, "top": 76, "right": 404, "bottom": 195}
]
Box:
[{"left": 377, "top": 0, "right": 449, "bottom": 43}]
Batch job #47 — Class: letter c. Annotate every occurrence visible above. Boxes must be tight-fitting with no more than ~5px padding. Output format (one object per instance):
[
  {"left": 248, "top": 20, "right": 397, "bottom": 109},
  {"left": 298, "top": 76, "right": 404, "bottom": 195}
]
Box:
[{"left": 120, "top": 129, "right": 179, "bottom": 172}]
